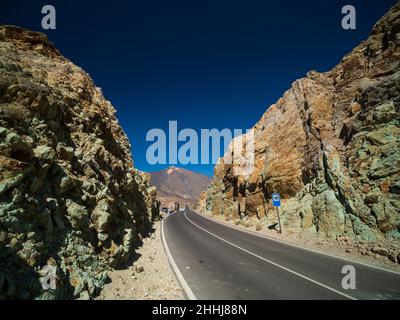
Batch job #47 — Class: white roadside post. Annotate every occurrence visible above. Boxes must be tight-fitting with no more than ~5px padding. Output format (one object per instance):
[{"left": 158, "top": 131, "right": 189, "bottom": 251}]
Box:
[{"left": 272, "top": 193, "right": 282, "bottom": 233}]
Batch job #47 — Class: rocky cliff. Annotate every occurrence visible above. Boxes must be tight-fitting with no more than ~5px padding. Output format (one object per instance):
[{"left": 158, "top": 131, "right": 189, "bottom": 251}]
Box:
[
  {"left": 200, "top": 4, "right": 400, "bottom": 242},
  {"left": 0, "top": 26, "right": 158, "bottom": 299}
]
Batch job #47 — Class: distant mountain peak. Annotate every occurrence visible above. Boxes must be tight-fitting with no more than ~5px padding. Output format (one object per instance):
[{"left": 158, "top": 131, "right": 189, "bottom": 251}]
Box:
[{"left": 150, "top": 167, "right": 211, "bottom": 208}]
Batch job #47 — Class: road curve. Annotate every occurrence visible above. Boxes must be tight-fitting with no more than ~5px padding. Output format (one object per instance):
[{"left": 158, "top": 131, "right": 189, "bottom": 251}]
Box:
[{"left": 162, "top": 210, "right": 400, "bottom": 300}]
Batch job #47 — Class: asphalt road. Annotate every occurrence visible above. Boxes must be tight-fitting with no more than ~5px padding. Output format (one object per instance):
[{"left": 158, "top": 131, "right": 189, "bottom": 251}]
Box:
[{"left": 162, "top": 210, "right": 400, "bottom": 300}]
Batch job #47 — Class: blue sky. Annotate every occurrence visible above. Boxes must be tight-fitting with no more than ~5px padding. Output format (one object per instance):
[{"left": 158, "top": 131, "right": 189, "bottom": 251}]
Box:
[{"left": 0, "top": 0, "right": 396, "bottom": 177}]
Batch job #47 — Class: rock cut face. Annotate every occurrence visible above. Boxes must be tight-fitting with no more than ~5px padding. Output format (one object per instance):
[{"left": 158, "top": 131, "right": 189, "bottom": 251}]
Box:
[
  {"left": 0, "top": 26, "right": 158, "bottom": 299},
  {"left": 200, "top": 4, "right": 400, "bottom": 241}
]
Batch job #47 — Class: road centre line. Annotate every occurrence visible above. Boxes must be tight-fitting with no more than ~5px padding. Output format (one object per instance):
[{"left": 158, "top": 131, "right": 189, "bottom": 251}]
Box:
[{"left": 184, "top": 211, "right": 357, "bottom": 300}]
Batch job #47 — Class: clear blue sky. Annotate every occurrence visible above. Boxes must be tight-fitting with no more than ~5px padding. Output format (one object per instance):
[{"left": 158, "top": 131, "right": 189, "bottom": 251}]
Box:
[{"left": 0, "top": 0, "right": 396, "bottom": 177}]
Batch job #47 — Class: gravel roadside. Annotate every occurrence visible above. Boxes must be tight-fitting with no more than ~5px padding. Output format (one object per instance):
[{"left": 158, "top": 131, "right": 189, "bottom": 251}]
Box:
[{"left": 97, "top": 220, "right": 185, "bottom": 300}]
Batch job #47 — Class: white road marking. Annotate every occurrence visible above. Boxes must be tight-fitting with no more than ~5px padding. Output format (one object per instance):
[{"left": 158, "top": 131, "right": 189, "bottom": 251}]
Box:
[
  {"left": 184, "top": 211, "right": 357, "bottom": 300},
  {"left": 161, "top": 215, "right": 197, "bottom": 300},
  {"left": 195, "top": 211, "right": 400, "bottom": 276}
]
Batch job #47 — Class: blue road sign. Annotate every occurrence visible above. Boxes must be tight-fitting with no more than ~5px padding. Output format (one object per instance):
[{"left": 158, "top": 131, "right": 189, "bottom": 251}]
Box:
[{"left": 272, "top": 193, "right": 281, "bottom": 207}]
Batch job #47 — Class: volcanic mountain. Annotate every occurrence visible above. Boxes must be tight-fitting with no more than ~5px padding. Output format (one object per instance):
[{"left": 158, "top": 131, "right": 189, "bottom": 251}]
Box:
[{"left": 150, "top": 166, "right": 211, "bottom": 208}]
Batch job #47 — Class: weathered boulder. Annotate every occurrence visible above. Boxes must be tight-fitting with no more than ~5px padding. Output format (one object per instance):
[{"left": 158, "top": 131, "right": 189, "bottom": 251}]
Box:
[{"left": 372, "top": 246, "right": 389, "bottom": 257}]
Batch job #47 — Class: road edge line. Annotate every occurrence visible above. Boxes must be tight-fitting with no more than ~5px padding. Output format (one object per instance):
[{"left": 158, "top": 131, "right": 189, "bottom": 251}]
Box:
[
  {"left": 185, "top": 211, "right": 357, "bottom": 300},
  {"left": 193, "top": 211, "right": 400, "bottom": 276},
  {"left": 161, "top": 215, "right": 197, "bottom": 300}
]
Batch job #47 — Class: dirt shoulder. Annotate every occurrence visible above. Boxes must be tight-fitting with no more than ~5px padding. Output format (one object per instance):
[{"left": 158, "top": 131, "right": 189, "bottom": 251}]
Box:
[
  {"left": 198, "top": 212, "right": 400, "bottom": 274},
  {"left": 97, "top": 220, "right": 185, "bottom": 300}
]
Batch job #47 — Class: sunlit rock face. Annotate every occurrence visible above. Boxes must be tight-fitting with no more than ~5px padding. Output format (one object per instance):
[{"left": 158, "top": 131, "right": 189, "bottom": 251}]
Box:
[
  {"left": 200, "top": 4, "right": 400, "bottom": 242},
  {"left": 0, "top": 25, "right": 158, "bottom": 299}
]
